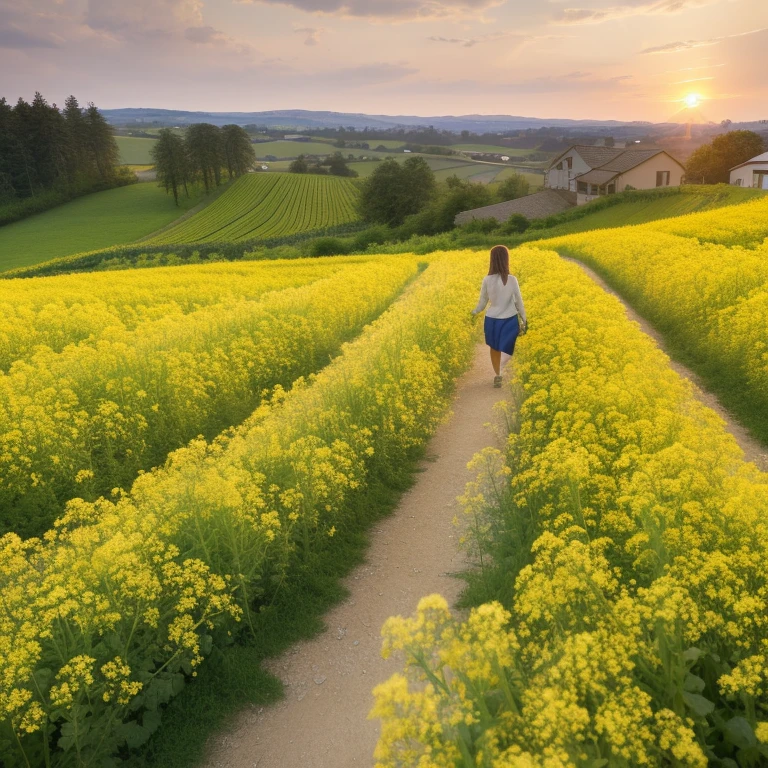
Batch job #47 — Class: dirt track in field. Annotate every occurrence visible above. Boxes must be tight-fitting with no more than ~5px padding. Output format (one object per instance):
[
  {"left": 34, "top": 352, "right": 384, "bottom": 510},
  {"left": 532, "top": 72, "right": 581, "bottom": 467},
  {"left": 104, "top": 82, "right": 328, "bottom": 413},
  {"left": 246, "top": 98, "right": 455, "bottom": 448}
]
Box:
[
  {"left": 203, "top": 344, "right": 510, "bottom": 768},
  {"left": 569, "top": 259, "right": 767, "bottom": 470},
  {"left": 203, "top": 261, "right": 766, "bottom": 768}
]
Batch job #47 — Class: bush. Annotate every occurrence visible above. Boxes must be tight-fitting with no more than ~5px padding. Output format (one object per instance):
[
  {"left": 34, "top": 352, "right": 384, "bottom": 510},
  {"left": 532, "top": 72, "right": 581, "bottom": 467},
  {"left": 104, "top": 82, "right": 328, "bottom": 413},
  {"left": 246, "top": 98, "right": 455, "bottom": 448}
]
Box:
[
  {"left": 351, "top": 225, "right": 393, "bottom": 251},
  {"left": 500, "top": 213, "right": 530, "bottom": 234},
  {"left": 310, "top": 237, "right": 351, "bottom": 257},
  {"left": 459, "top": 218, "right": 499, "bottom": 234}
]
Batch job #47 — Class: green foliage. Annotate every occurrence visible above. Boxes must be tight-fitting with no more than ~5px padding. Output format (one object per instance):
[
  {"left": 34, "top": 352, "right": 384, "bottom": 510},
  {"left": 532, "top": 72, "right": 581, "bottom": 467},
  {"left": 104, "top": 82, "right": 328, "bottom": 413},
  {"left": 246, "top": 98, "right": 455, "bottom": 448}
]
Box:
[
  {"left": 221, "top": 124, "right": 256, "bottom": 180},
  {"left": 496, "top": 172, "right": 530, "bottom": 202},
  {"left": 358, "top": 157, "right": 436, "bottom": 226},
  {"left": 458, "top": 217, "right": 499, "bottom": 234},
  {"left": 327, "top": 152, "right": 358, "bottom": 177},
  {"left": 500, "top": 213, "right": 530, "bottom": 234},
  {"left": 310, "top": 236, "right": 351, "bottom": 256},
  {"left": 399, "top": 176, "right": 492, "bottom": 237},
  {"left": 0, "top": 93, "right": 122, "bottom": 220},
  {"left": 686, "top": 130, "right": 765, "bottom": 184},
  {"left": 289, "top": 154, "right": 309, "bottom": 173},
  {"left": 152, "top": 129, "right": 189, "bottom": 205},
  {"left": 185, "top": 123, "right": 223, "bottom": 191}
]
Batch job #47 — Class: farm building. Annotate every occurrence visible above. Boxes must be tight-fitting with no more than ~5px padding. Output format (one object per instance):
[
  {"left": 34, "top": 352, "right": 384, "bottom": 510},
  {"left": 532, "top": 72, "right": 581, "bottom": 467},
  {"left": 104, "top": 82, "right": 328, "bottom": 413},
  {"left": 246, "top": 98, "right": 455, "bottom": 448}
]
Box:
[
  {"left": 454, "top": 189, "right": 576, "bottom": 226},
  {"left": 546, "top": 145, "right": 685, "bottom": 205},
  {"left": 730, "top": 152, "right": 768, "bottom": 189}
]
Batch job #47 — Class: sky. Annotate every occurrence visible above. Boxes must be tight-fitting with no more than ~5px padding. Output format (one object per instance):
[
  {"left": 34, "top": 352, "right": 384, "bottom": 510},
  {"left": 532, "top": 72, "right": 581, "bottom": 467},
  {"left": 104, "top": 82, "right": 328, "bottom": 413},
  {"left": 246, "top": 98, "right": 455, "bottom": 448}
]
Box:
[{"left": 1, "top": 0, "right": 767, "bottom": 122}]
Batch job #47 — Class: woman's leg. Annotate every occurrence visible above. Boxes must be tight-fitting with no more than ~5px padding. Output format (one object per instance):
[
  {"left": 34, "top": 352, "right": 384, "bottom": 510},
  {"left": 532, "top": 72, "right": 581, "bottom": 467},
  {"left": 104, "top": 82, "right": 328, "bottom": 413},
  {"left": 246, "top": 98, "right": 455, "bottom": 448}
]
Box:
[{"left": 490, "top": 348, "right": 501, "bottom": 375}]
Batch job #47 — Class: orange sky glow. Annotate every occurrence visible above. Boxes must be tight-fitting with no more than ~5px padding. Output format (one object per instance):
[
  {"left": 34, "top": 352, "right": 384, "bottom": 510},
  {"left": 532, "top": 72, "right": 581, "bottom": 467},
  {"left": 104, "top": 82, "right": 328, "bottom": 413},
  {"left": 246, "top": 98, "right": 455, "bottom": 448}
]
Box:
[{"left": 1, "top": 0, "right": 766, "bottom": 122}]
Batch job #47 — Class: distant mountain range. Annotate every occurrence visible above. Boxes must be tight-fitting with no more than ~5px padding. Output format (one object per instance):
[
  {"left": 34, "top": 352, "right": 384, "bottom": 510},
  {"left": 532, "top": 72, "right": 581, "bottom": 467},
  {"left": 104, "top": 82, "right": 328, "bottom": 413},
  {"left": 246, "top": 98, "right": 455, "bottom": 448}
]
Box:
[
  {"left": 102, "top": 108, "right": 767, "bottom": 136},
  {"left": 101, "top": 108, "right": 661, "bottom": 133}
]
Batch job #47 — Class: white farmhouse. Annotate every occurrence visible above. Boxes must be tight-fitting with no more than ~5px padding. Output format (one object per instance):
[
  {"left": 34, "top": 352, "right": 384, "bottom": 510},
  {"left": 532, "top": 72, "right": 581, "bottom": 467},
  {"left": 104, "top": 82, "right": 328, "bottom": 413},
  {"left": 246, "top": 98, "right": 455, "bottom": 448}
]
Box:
[
  {"left": 730, "top": 152, "right": 768, "bottom": 190},
  {"left": 546, "top": 145, "right": 685, "bottom": 205}
]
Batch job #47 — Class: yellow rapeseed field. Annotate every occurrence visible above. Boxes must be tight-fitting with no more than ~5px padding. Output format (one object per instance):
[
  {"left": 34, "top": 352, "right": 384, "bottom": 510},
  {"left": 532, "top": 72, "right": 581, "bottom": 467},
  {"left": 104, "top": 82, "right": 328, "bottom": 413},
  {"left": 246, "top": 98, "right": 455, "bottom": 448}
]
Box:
[
  {"left": 0, "top": 256, "right": 418, "bottom": 538},
  {"left": 0, "top": 252, "right": 483, "bottom": 767},
  {"left": 372, "top": 249, "right": 768, "bottom": 766}
]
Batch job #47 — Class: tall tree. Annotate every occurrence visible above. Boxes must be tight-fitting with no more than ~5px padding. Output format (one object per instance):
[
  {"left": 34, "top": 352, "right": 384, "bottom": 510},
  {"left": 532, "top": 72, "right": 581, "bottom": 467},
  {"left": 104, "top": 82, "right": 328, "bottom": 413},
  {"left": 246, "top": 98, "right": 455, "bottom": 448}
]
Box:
[
  {"left": 221, "top": 124, "right": 256, "bottom": 179},
  {"left": 358, "top": 157, "right": 436, "bottom": 225},
  {"left": 185, "top": 123, "right": 222, "bottom": 191},
  {"left": 63, "top": 95, "right": 89, "bottom": 184},
  {"left": 686, "top": 130, "right": 765, "bottom": 184},
  {"left": 152, "top": 129, "right": 190, "bottom": 205},
  {"left": 29, "top": 92, "right": 68, "bottom": 189},
  {"left": 289, "top": 154, "right": 309, "bottom": 174},
  {"left": 84, "top": 103, "right": 119, "bottom": 180},
  {"left": 496, "top": 172, "right": 530, "bottom": 202}
]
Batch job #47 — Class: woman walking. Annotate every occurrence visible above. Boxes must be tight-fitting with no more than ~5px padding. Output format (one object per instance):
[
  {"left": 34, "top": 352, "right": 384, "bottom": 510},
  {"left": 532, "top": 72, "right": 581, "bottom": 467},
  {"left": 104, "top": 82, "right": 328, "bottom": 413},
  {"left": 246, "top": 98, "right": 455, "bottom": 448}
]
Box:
[{"left": 471, "top": 245, "right": 527, "bottom": 387}]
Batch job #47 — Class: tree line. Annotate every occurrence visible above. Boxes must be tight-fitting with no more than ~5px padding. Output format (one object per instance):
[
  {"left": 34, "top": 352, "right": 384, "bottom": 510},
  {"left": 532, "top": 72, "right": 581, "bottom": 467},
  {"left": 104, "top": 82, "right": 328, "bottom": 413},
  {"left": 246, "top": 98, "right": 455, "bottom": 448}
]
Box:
[
  {"left": 288, "top": 152, "right": 358, "bottom": 177},
  {"left": 0, "top": 93, "right": 120, "bottom": 206},
  {"left": 686, "top": 130, "right": 765, "bottom": 185},
  {"left": 152, "top": 124, "right": 256, "bottom": 204}
]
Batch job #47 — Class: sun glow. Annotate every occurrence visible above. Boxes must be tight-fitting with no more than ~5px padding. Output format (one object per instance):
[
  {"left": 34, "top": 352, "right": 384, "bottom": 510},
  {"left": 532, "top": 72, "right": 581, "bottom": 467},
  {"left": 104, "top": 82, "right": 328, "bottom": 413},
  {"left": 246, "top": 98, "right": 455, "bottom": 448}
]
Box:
[{"left": 684, "top": 93, "right": 703, "bottom": 109}]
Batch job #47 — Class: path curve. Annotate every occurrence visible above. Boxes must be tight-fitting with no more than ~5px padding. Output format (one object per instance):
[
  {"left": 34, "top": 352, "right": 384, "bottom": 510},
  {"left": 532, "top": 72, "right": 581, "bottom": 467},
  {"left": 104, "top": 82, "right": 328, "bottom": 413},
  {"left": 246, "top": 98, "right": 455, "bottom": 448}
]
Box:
[
  {"left": 204, "top": 344, "right": 509, "bottom": 768},
  {"left": 566, "top": 258, "right": 767, "bottom": 469}
]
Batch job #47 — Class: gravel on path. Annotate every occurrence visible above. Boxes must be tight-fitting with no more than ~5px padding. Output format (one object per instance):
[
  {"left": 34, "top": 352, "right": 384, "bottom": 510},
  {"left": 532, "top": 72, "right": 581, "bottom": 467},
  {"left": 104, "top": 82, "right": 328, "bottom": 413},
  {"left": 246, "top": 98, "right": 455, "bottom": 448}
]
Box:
[{"left": 204, "top": 343, "right": 510, "bottom": 768}]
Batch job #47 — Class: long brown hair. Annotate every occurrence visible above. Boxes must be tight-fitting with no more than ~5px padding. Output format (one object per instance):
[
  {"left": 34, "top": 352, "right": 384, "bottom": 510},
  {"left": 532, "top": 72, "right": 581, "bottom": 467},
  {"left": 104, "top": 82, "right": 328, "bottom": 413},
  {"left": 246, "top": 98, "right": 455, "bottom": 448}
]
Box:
[{"left": 488, "top": 245, "right": 509, "bottom": 285}]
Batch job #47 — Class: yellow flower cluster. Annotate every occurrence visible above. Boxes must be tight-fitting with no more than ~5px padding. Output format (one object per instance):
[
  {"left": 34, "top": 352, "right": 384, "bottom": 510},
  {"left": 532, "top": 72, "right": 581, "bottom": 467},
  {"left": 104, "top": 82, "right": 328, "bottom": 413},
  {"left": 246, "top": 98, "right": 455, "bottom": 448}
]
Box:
[
  {"left": 373, "top": 248, "right": 768, "bottom": 766},
  {"left": 0, "top": 257, "right": 361, "bottom": 370},
  {"left": 0, "top": 255, "right": 418, "bottom": 538},
  {"left": 1, "top": 252, "right": 483, "bottom": 766},
  {"left": 540, "top": 202, "right": 768, "bottom": 426}
]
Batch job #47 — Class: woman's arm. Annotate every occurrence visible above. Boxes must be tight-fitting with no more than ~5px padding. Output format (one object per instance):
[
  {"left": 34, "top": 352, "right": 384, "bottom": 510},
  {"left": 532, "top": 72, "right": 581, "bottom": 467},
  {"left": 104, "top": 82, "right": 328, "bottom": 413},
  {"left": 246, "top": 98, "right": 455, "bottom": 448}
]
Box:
[
  {"left": 512, "top": 277, "right": 527, "bottom": 325},
  {"left": 471, "top": 278, "right": 489, "bottom": 315}
]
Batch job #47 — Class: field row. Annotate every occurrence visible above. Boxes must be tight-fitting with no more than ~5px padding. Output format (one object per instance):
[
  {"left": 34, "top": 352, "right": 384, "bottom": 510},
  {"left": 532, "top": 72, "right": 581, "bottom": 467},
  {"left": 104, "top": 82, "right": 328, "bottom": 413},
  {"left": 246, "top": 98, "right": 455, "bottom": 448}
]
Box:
[
  {"left": 0, "top": 258, "right": 368, "bottom": 370},
  {"left": 0, "top": 253, "right": 481, "bottom": 768},
  {"left": 374, "top": 249, "right": 768, "bottom": 766},
  {"left": 149, "top": 173, "right": 360, "bottom": 245},
  {"left": 0, "top": 257, "right": 418, "bottom": 539},
  {"left": 542, "top": 195, "right": 768, "bottom": 440}
]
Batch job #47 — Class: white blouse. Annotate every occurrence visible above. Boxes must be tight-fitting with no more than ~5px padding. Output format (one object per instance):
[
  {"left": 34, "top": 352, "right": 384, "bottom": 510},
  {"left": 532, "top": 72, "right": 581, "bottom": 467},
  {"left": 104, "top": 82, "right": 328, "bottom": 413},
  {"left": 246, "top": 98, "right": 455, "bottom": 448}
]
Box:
[{"left": 472, "top": 274, "right": 527, "bottom": 322}]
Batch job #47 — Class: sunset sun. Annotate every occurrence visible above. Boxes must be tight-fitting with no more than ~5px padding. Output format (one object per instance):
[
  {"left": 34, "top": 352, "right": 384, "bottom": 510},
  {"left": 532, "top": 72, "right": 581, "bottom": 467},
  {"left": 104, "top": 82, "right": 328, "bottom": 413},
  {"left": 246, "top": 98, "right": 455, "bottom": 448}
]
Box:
[{"left": 684, "top": 93, "right": 703, "bottom": 109}]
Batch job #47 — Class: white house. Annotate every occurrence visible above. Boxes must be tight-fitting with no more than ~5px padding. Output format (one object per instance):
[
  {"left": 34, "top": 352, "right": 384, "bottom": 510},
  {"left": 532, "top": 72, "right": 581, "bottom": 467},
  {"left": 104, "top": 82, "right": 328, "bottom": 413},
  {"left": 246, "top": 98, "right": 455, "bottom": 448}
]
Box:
[
  {"left": 546, "top": 145, "right": 686, "bottom": 205},
  {"left": 730, "top": 152, "right": 768, "bottom": 189}
]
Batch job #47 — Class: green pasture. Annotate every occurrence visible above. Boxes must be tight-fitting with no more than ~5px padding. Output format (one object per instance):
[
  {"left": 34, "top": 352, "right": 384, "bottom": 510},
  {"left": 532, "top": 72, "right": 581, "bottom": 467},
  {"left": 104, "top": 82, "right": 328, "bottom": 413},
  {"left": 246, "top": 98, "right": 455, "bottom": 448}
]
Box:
[
  {"left": 0, "top": 183, "right": 202, "bottom": 272},
  {"left": 253, "top": 141, "right": 338, "bottom": 158},
  {"left": 450, "top": 144, "right": 542, "bottom": 156},
  {"left": 116, "top": 136, "right": 158, "bottom": 165}
]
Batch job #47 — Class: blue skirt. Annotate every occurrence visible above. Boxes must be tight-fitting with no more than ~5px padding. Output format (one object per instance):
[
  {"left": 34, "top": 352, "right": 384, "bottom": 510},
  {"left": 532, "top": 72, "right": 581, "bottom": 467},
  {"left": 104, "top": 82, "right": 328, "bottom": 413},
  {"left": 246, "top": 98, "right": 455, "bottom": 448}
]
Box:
[{"left": 484, "top": 314, "right": 520, "bottom": 356}]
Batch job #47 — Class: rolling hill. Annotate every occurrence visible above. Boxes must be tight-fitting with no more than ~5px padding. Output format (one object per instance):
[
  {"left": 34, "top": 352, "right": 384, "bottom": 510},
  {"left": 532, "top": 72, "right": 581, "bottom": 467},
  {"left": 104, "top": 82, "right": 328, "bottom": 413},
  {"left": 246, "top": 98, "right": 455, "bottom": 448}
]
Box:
[{"left": 147, "top": 173, "right": 360, "bottom": 245}]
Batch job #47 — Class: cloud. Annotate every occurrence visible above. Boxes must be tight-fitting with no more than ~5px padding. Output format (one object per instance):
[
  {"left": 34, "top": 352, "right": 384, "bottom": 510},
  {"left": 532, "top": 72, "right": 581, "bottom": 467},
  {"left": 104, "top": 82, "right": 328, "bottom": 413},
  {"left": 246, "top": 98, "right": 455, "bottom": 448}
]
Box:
[
  {"left": 554, "top": 0, "right": 722, "bottom": 25},
  {"left": 427, "top": 32, "right": 526, "bottom": 47},
  {"left": 294, "top": 26, "right": 324, "bottom": 45},
  {"left": 185, "top": 26, "right": 228, "bottom": 44},
  {"left": 237, "top": 0, "right": 505, "bottom": 21},
  {"left": 0, "top": 23, "right": 58, "bottom": 48},
  {"left": 640, "top": 26, "right": 768, "bottom": 54}
]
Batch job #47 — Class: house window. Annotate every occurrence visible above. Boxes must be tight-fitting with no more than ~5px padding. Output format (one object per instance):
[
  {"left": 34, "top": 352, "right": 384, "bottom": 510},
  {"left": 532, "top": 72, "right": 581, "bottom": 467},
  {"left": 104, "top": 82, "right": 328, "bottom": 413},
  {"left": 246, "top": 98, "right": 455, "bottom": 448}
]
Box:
[
  {"left": 656, "top": 170, "right": 671, "bottom": 187},
  {"left": 556, "top": 162, "right": 563, "bottom": 171},
  {"left": 607, "top": 183, "right": 616, "bottom": 194},
  {"left": 565, "top": 157, "right": 573, "bottom": 170},
  {"left": 589, "top": 184, "right": 599, "bottom": 196},
  {"left": 733, "top": 178, "right": 742, "bottom": 187},
  {"left": 577, "top": 181, "right": 588, "bottom": 193},
  {"left": 754, "top": 171, "right": 768, "bottom": 190}
]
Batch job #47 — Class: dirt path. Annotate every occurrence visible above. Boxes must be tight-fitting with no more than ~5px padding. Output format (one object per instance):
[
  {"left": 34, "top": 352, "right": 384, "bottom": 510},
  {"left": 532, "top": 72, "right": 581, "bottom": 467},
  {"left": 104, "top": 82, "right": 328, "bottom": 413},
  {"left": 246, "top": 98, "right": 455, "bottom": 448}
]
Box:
[
  {"left": 568, "top": 258, "right": 767, "bottom": 469},
  {"left": 204, "top": 344, "right": 509, "bottom": 768}
]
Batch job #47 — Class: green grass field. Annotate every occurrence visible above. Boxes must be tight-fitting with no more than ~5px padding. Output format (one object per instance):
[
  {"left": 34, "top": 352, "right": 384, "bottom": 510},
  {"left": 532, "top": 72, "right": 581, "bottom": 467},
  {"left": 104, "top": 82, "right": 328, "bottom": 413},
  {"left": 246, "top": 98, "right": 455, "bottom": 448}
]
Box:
[
  {"left": 0, "top": 184, "right": 202, "bottom": 271},
  {"left": 253, "top": 140, "right": 337, "bottom": 158},
  {"left": 116, "top": 136, "right": 158, "bottom": 165},
  {"left": 148, "top": 173, "right": 360, "bottom": 244},
  {"left": 450, "top": 144, "right": 541, "bottom": 157}
]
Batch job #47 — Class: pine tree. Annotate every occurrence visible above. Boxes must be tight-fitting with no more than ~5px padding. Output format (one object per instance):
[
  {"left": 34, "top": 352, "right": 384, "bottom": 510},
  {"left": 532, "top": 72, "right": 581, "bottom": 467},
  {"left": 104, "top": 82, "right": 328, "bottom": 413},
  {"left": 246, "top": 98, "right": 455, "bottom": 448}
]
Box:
[
  {"left": 63, "top": 95, "right": 90, "bottom": 185},
  {"left": 84, "top": 103, "right": 119, "bottom": 181}
]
